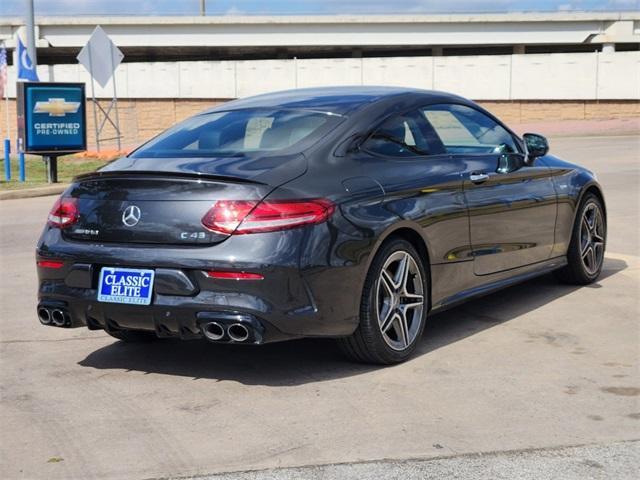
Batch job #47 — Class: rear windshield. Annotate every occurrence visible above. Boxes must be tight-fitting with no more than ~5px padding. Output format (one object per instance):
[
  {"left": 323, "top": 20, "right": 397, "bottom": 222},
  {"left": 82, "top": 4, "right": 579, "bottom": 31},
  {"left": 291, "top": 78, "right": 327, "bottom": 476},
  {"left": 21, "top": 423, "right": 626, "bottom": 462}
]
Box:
[{"left": 131, "top": 108, "right": 341, "bottom": 158}]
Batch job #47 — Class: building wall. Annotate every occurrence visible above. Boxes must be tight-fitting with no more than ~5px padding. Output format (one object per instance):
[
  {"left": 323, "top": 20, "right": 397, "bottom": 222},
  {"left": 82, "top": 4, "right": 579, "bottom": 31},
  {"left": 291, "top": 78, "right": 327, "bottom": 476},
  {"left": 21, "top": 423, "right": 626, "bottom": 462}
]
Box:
[
  {"left": 1, "top": 51, "right": 638, "bottom": 150},
  {"left": 4, "top": 51, "right": 639, "bottom": 100}
]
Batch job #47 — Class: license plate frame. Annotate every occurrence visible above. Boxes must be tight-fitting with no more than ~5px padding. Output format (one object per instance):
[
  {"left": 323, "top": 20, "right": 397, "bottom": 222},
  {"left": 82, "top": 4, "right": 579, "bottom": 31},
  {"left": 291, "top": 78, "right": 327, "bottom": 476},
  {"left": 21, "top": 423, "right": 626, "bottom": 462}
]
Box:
[{"left": 97, "top": 267, "right": 155, "bottom": 305}]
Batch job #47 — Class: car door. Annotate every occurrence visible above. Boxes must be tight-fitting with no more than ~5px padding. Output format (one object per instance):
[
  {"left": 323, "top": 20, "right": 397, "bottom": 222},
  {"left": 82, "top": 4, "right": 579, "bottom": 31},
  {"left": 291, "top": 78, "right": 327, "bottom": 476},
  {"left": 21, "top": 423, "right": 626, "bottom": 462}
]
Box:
[
  {"left": 359, "top": 109, "right": 471, "bottom": 267},
  {"left": 422, "top": 103, "right": 557, "bottom": 276}
]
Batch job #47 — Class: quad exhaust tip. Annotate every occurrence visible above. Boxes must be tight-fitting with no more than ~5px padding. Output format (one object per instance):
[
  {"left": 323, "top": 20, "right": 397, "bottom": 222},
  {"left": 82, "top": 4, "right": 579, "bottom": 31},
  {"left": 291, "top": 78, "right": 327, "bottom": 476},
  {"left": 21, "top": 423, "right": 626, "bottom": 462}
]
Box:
[
  {"left": 51, "top": 309, "right": 67, "bottom": 327},
  {"left": 202, "top": 322, "right": 225, "bottom": 341},
  {"left": 228, "top": 323, "right": 249, "bottom": 342},
  {"left": 200, "top": 319, "right": 253, "bottom": 343},
  {"left": 38, "top": 308, "right": 51, "bottom": 325}
]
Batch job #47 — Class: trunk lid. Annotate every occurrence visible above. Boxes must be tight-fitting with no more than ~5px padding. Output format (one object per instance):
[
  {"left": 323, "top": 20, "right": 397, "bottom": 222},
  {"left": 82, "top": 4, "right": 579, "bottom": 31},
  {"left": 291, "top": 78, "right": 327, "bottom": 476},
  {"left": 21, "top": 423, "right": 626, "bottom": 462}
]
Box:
[
  {"left": 63, "top": 153, "right": 306, "bottom": 245},
  {"left": 64, "top": 173, "right": 272, "bottom": 245}
]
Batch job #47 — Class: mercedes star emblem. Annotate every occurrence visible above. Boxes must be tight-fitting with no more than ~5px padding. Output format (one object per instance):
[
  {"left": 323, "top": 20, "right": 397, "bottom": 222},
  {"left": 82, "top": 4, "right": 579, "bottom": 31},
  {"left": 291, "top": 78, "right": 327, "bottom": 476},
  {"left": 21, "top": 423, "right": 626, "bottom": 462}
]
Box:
[{"left": 122, "top": 205, "right": 141, "bottom": 227}]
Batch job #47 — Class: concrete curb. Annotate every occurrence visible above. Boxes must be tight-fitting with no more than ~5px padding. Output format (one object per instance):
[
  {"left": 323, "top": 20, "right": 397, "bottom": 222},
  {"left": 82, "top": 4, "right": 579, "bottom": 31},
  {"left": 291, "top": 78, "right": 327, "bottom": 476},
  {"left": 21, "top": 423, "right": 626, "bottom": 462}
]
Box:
[{"left": 0, "top": 184, "right": 69, "bottom": 201}]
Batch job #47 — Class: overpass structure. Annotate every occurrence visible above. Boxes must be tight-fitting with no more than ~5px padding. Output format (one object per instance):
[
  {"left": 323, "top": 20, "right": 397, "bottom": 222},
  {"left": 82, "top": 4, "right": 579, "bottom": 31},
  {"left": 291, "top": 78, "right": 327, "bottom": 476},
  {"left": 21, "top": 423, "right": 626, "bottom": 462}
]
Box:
[{"left": 0, "top": 12, "right": 638, "bottom": 63}]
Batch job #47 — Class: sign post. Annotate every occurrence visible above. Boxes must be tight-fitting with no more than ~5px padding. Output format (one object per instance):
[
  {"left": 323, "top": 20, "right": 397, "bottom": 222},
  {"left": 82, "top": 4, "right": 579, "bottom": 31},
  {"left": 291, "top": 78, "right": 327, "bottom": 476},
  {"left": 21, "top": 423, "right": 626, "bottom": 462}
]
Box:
[
  {"left": 44, "top": 155, "right": 57, "bottom": 183},
  {"left": 16, "top": 82, "right": 87, "bottom": 183},
  {"left": 77, "top": 26, "right": 124, "bottom": 151}
]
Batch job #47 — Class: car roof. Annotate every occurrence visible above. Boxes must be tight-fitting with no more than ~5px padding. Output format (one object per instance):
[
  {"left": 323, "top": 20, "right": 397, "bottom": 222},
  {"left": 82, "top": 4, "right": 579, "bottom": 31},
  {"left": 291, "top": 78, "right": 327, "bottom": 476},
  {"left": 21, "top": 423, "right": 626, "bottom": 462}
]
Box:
[{"left": 202, "top": 86, "right": 469, "bottom": 116}]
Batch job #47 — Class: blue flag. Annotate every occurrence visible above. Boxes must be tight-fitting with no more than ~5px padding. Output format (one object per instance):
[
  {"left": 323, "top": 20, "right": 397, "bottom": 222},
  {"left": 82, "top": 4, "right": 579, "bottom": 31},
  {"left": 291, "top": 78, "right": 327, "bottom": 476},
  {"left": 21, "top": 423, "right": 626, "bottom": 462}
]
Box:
[{"left": 17, "top": 36, "right": 39, "bottom": 82}]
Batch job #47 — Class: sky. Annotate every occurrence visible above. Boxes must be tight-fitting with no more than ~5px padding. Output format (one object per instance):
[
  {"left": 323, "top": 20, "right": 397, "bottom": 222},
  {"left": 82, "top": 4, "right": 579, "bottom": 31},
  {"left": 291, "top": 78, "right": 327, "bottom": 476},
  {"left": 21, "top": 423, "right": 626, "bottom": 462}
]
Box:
[{"left": 0, "top": 0, "right": 638, "bottom": 16}]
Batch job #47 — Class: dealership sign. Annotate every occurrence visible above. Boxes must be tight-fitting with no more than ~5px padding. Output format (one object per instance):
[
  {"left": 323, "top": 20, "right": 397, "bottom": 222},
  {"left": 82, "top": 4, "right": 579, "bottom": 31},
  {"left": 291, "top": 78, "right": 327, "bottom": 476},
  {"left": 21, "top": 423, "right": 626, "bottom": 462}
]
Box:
[{"left": 17, "top": 82, "right": 87, "bottom": 154}]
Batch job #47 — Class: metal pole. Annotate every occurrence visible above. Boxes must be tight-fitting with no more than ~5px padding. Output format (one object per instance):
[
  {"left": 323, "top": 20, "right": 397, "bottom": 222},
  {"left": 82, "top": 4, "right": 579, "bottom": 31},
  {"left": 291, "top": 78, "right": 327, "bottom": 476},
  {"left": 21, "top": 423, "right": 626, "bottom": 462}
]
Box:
[
  {"left": 17, "top": 115, "right": 24, "bottom": 182},
  {"left": 18, "top": 150, "right": 25, "bottom": 182},
  {"left": 200, "top": 0, "right": 206, "bottom": 16},
  {"left": 25, "top": 0, "right": 37, "bottom": 70},
  {"left": 87, "top": 43, "right": 100, "bottom": 151},
  {"left": 3, "top": 139, "right": 10, "bottom": 181},
  {"left": 44, "top": 155, "right": 57, "bottom": 183},
  {"left": 110, "top": 43, "right": 121, "bottom": 150}
]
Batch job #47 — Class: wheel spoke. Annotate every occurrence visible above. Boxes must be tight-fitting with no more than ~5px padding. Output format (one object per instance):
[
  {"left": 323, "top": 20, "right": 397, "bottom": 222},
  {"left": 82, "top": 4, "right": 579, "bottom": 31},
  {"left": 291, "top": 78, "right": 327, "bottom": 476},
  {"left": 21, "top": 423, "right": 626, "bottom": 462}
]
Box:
[
  {"left": 400, "top": 256, "right": 414, "bottom": 295},
  {"left": 585, "top": 247, "right": 596, "bottom": 271},
  {"left": 580, "top": 237, "right": 590, "bottom": 255},
  {"left": 395, "top": 312, "right": 410, "bottom": 348},
  {"left": 391, "top": 253, "right": 409, "bottom": 291},
  {"left": 593, "top": 212, "right": 605, "bottom": 241},
  {"left": 589, "top": 248, "right": 597, "bottom": 271},
  {"left": 380, "top": 270, "right": 395, "bottom": 297},
  {"left": 403, "top": 291, "right": 424, "bottom": 300},
  {"left": 401, "top": 292, "right": 424, "bottom": 310},
  {"left": 593, "top": 242, "right": 605, "bottom": 261},
  {"left": 379, "top": 306, "right": 396, "bottom": 333},
  {"left": 585, "top": 207, "right": 596, "bottom": 232},
  {"left": 401, "top": 301, "right": 423, "bottom": 312},
  {"left": 581, "top": 217, "right": 590, "bottom": 237}
]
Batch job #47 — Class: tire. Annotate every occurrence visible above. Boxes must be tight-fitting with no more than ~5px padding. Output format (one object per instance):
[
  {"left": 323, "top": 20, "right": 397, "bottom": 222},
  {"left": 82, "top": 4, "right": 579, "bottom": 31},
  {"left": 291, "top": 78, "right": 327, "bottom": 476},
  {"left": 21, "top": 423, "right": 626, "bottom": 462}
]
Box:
[
  {"left": 106, "top": 329, "right": 158, "bottom": 343},
  {"left": 338, "top": 238, "right": 428, "bottom": 364},
  {"left": 554, "top": 192, "right": 606, "bottom": 285}
]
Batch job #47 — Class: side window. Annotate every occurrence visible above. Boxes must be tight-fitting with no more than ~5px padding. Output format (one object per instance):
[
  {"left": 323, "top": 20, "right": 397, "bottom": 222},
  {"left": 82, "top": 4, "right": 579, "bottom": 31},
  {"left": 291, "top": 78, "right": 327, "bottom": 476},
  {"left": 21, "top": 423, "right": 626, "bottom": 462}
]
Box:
[
  {"left": 362, "top": 111, "right": 440, "bottom": 157},
  {"left": 422, "top": 104, "right": 519, "bottom": 155}
]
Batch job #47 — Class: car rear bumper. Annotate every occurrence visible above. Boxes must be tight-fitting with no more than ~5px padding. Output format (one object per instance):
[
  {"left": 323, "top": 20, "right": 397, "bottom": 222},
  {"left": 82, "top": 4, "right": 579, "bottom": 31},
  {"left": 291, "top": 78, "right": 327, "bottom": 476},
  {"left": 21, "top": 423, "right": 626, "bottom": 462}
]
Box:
[
  {"left": 36, "top": 293, "right": 284, "bottom": 344},
  {"left": 36, "top": 226, "right": 364, "bottom": 343}
]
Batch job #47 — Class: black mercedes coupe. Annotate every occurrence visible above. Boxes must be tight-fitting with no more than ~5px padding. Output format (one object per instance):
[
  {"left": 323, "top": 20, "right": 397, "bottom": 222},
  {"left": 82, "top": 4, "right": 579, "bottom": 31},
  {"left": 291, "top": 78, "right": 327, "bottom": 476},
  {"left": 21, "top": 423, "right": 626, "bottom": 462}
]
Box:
[{"left": 36, "top": 87, "right": 606, "bottom": 364}]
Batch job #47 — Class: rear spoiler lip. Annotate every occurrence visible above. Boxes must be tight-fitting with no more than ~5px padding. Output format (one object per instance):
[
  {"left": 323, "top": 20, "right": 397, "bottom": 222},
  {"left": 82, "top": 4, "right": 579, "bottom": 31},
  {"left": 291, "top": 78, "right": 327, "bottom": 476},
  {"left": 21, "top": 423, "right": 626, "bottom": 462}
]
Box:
[{"left": 72, "top": 170, "right": 267, "bottom": 186}]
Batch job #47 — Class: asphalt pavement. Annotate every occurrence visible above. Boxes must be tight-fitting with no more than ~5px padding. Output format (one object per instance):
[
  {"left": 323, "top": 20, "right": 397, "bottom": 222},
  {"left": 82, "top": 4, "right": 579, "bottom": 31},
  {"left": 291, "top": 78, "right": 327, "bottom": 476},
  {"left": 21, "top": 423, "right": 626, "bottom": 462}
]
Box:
[{"left": 0, "top": 135, "right": 638, "bottom": 480}]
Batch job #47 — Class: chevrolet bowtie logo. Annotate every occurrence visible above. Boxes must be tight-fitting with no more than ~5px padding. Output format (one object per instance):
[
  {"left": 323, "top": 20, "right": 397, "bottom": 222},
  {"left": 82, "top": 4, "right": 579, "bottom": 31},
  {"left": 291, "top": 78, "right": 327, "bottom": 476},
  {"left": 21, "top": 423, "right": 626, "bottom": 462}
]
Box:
[{"left": 33, "top": 98, "right": 81, "bottom": 117}]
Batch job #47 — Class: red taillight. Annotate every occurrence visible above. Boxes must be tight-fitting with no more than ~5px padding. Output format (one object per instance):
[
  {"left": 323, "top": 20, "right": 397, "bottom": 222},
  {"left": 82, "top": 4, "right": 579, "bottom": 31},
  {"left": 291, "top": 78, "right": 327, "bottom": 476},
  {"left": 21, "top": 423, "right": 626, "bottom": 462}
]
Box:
[
  {"left": 206, "top": 271, "right": 264, "bottom": 280},
  {"left": 202, "top": 200, "right": 258, "bottom": 235},
  {"left": 201, "top": 199, "right": 334, "bottom": 235},
  {"left": 37, "top": 260, "right": 65, "bottom": 269},
  {"left": 48, "top": 198, "right": 79, "bottom": 228}
]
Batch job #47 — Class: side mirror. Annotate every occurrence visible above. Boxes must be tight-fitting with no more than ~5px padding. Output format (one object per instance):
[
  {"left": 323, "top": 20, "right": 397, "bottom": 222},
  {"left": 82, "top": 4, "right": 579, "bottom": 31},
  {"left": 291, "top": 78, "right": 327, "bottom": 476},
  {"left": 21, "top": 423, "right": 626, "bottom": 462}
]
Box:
[{"left": 523, "top": 133, "right": 549, "bottom": 159}]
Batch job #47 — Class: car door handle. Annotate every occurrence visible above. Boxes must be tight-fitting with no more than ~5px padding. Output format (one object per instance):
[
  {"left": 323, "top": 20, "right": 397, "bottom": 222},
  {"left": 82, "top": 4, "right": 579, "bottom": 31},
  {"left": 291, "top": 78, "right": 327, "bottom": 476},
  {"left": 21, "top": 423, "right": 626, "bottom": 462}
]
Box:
[{"left": 469, "top": 172, "right": 489, "bottom": 184}]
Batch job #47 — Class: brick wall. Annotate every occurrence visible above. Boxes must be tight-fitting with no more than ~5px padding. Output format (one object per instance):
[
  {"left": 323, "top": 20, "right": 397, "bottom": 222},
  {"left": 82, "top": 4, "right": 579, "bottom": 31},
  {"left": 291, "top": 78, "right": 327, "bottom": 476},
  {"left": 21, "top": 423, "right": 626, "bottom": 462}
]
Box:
[
  {"left": 0, "top": 98, "right": 225, "bottom": 152},
  {"left": 479, "top": 100, "right": 640, "bottom": 124},
  {"left": 0, "top": 99, "right": 638, "bottom": 151}
]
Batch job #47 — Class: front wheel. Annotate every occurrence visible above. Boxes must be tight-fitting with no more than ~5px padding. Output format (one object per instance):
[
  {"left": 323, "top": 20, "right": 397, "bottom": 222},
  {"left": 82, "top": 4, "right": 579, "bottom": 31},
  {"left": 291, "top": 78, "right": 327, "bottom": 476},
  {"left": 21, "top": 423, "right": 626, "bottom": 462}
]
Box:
[
  {"left": 555, "top": 192, "right": 606, "bottom": 285},
  {"left": 338, "top": 238, "right": 428, "bottom": 364}
]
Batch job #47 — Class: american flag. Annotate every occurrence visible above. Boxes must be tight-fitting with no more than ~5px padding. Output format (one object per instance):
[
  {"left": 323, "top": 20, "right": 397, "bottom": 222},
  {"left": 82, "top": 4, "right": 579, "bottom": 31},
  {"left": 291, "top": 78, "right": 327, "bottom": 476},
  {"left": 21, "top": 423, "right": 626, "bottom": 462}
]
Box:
[{"left": 0, "top": 43, "right": 7, "bottom": 99}]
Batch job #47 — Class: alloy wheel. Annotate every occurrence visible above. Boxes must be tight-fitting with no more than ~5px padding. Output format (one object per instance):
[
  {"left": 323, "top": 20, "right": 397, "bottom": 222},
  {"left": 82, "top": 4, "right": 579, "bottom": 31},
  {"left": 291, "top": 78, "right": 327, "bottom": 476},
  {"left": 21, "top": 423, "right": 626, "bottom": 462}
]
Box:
[
  {"left": 376, "top": 250, "right": 425, "bottom": 351},
  {"left": 579, "top": 202, "right": 605, "bottom": 275}
]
